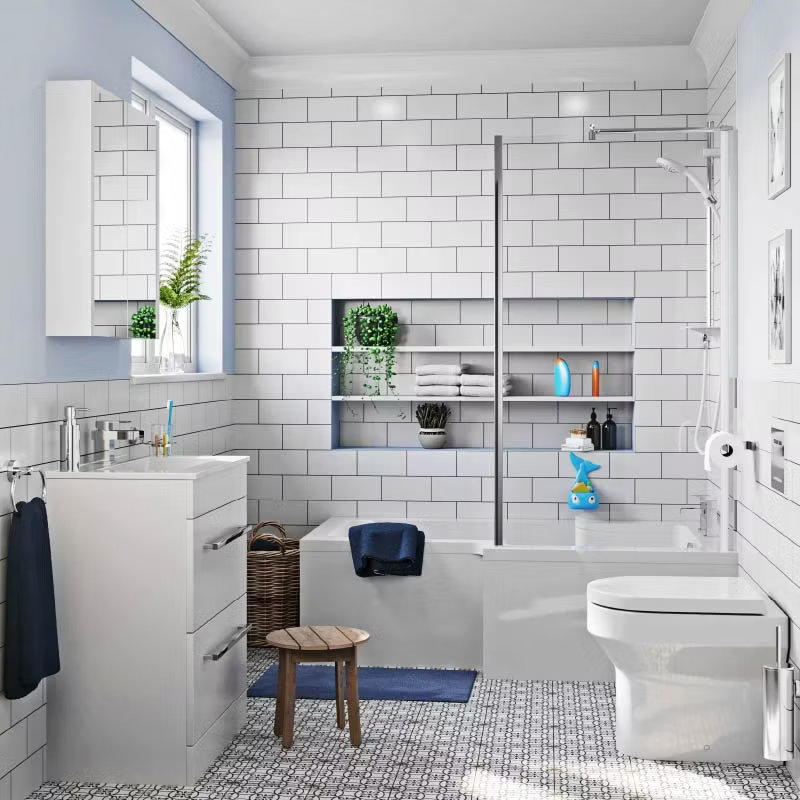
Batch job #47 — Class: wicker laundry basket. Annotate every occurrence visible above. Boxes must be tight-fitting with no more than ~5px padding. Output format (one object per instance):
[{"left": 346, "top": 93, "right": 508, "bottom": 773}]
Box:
[{"left": 246, "top": 521, "right": 300, "bottom": 646}]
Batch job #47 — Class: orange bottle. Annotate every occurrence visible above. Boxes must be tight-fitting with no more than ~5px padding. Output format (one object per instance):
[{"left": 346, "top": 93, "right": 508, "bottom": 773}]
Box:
[{"left": 591, "top": 360, "right": 600, "bottom": 397}]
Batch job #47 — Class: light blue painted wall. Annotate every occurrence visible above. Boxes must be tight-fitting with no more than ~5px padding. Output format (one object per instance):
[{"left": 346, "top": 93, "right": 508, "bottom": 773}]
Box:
[{"left": 0, "top": 0, "right": 235, "bottom": 384}]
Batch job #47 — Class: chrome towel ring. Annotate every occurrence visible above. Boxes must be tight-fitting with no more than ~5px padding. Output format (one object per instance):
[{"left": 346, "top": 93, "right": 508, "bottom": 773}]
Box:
[{"left": 4, "top": 460, "right": 47, "bottom": 507}]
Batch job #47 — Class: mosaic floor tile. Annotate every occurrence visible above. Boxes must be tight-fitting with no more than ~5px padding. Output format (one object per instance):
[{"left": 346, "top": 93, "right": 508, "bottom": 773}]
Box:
[{"left": 31, "top": 648, "right": 799, "bottom": 800}]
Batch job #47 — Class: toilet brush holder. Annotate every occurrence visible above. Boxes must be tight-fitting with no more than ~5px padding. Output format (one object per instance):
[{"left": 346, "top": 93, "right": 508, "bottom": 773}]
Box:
[{"left": 763, "top": 625, "right": 796, "bottom": 761}]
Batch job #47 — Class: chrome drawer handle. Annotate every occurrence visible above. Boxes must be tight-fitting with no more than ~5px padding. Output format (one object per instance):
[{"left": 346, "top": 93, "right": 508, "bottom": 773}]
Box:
[
  {"left": 203, "top": 524, "right": 252, "bottom": 551},
  {"left": 204, "top": 624, "right": 251, "bottom": 662}
]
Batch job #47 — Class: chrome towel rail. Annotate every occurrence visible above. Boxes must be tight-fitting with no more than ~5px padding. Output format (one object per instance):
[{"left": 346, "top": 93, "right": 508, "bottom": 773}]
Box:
[{"left": 4, "top": 459, "right": 47, "bottom": 507}]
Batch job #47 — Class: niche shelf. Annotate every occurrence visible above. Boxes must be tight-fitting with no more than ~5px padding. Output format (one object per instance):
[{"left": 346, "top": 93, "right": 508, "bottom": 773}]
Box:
[
  {"left": 331, "top": 297, "right": 636, "bottom": 451},
  {"left": 330, "top": 345, "right": 635, "bottom": 354},
  {"left": 333, "top": 395, "right": 634, "bottom": 403}
]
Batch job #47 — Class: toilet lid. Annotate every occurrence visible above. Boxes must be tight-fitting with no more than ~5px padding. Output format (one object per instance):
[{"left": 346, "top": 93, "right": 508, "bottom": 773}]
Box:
[{"left": 587, "top": 576, "right": 767, "bottom": 614}]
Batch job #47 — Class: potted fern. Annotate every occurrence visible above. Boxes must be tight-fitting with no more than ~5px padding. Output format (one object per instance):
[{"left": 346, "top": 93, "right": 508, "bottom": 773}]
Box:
[
  {"left": 416, "top": 402, "right": 451, "bottom": 449},
  {"left": 159, "top": 233, "right": 211, "bottom": 374}
]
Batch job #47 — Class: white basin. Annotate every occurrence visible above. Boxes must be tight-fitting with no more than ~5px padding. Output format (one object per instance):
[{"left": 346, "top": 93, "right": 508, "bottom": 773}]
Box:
[
  {"left": 107, "top": 456, "right": 223, "bottom": 474},
  {"left": 47, "top": 455, "right": 249, "bottom": 480}
]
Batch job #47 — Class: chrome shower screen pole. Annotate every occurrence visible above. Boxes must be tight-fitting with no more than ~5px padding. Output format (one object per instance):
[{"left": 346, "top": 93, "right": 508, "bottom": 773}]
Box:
[{"left": 493, "top": 135, "right": 504, "bottom": 547}]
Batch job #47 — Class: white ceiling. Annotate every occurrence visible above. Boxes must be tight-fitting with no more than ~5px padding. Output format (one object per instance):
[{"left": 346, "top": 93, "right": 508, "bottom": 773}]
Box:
[{"left": 194, "top": 0, "right": 711, "bottom": 58}]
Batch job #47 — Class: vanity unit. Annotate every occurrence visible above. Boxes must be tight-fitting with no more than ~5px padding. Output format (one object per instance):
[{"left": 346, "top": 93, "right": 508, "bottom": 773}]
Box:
[{"left": 45, "top": 456, "right": 249, "bottom": 786}]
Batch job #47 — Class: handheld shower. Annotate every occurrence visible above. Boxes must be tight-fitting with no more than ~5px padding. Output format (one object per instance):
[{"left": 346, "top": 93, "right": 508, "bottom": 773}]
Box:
[{"left": 656, "top": 156, "right": 721, "bottom": 220}]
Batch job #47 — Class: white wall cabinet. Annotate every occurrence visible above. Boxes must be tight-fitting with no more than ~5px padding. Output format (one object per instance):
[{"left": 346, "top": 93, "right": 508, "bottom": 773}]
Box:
[{"left": 46, "top": 80, "right": 159, "bottom": 337}]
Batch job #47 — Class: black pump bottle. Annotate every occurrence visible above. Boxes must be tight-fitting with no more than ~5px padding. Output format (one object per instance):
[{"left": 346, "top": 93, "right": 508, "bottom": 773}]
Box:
[
  {"left": 601, "top": 407, "right": 617, "bottom": 451},
  {"left": 586, "top": 408, "right": 602, "bottom": 450}
]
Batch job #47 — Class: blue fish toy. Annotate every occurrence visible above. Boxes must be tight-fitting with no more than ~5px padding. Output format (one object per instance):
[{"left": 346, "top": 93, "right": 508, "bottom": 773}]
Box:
[{"left": 568, "top": 452, "right": 601, "bottom": 511}]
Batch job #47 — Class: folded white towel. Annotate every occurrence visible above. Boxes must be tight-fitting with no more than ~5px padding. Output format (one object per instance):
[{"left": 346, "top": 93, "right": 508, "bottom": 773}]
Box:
[
  {"left": 415, "top": 385, "right": 461, "bottom": 396},
  {"left": 460, "top": 385, "right": 511, "bottom": 397},
  {"left": 416, "top": 374, "right": 461, "bottom": 386},
  {"left": 416, "top": 364, "right": 463, "bottom": 376},
  {"left": 461, "top": 373, "right": 511, "bottom": 387}
]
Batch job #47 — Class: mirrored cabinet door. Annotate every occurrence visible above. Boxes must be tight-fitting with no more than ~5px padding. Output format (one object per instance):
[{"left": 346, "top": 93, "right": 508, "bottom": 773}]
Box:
[{"left": 46, "top": 80, "right": 159, "bottom": 337}]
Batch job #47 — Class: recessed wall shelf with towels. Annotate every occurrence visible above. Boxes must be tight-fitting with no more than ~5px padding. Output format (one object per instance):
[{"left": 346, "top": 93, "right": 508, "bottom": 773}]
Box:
[
  {"left": 330, "top": 296, "right": 636, "bottom": 450},
  {"left": 332, "top": 395, "right": 635, "bottom": 403},
  {"left": 4, "top": 460, "right": 47, "bottom": 506}
]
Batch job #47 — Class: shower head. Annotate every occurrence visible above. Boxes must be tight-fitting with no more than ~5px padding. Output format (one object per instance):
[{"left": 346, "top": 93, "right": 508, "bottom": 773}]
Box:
[{"left": 656, "top": 156, "right": 720, "bottom": 218}]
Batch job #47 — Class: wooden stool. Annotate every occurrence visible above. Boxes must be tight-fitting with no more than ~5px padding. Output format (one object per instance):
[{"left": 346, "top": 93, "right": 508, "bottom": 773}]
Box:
[{"left": 265, "top": 626, "right": 370, "bottom": 748}]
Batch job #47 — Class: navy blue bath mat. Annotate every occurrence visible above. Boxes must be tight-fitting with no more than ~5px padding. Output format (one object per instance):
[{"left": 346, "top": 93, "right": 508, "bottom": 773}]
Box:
[{"left": 248, "top": 664, "right": 477, "bottom": 703}]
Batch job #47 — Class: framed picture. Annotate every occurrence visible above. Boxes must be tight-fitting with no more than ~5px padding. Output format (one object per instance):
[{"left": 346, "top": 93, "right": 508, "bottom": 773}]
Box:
[
  {"left": 768, "top": 54, "right": 791, "bottom": 199},
  {"left": 768, "top": 230, "right": 792, "bottom": 363}
]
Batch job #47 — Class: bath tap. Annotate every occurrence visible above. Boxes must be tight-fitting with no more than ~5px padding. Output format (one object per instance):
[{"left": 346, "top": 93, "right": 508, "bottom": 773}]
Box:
[{"left": 679, "top": 497, "right": 710, "bottom": 536}]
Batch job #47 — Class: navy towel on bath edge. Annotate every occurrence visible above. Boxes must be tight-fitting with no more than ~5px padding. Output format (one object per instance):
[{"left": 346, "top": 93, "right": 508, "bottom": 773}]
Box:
[
  {"left": 348, "top": 522, "right": 425, "bottom": 577},
  {"left": 4, "top": 498, "right": 60, "bottom": 699}
]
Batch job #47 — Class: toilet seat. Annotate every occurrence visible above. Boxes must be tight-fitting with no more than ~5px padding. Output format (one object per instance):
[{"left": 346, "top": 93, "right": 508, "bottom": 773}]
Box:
[{"left": 587, "top": 575, "right": 767, "bottom": 615}]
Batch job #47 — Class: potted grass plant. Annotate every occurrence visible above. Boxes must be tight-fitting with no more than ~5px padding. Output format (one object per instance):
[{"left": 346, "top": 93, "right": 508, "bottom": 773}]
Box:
[{"left": 415, "top": 402, "right": 451, "bottom": 449}]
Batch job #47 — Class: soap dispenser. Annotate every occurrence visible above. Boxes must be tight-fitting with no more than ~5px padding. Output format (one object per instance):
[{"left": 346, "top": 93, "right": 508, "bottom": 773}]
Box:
[
  {"left": 60, "top": 405, "right": 89, "bottom": 472},
  {"left": 601, "top": 408, "right": 618, "bottom": 451},
  {"left": 587, "top": 408, "right": 602, "bottom": 450}
]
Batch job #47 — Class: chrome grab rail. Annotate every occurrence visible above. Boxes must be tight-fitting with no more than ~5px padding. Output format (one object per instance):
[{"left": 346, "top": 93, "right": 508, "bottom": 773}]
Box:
[
  {"left": 204, "top": 624, "right": 251, "bottom": 662},
  {"left": 203, "top": 524, "right": 253, "bottom": 551}
]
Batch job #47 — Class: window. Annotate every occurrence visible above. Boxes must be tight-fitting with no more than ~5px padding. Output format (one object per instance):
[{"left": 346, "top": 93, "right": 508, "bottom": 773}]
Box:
[{"left": 131, "top": 82, "right": 198, "bottom": 371}]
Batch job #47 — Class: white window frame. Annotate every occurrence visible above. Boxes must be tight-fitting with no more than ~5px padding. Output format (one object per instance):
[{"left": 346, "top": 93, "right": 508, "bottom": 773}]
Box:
[{"left": 131, "top": 81, "right": 199, "bottom": 372}]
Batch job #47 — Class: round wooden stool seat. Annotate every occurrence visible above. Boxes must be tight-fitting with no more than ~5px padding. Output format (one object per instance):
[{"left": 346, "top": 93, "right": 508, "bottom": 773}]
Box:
[
  {"left": 267, "top": 625, "right": 370, "bottom": 748},
  {"left": 266, "top": 626, "right": 369, "bottom": 651}
]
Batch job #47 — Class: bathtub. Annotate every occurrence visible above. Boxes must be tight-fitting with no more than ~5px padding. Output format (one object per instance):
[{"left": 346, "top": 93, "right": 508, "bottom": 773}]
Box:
[{"left": 300, "top": 517, "right": 737, "bottom": 678}]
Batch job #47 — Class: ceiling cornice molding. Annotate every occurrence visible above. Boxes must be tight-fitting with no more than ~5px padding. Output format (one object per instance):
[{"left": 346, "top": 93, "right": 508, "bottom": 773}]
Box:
[
  {"left": 691, "top": 0, "right": 751, "bottom": 81},
  {"left": 236, "top": 45, "right": 706, "bottom": 93},
  {"left": 132, "top": 0, "right": 248, "bottom": 87}
]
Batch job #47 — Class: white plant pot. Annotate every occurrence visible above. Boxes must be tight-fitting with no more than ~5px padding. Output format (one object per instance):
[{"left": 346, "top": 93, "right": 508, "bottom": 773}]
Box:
[{"left": 418, "top": 428, "right": 447, "bottom": 449}]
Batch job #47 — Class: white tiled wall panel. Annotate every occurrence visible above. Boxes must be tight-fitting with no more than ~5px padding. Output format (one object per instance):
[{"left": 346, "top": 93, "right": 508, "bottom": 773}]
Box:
[{"left": 235, "top": 80, "right": 708, "bottom": 533}]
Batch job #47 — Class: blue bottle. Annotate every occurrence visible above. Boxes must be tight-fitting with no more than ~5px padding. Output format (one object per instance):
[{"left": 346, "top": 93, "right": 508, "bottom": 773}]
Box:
[{"left": 554, "top": 358, "right": 571, "bottom": 397}]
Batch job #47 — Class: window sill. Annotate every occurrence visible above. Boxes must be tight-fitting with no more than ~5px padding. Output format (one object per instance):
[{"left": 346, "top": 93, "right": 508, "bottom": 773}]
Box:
[{"left": 130, "top": 372, "right": 227, "bottom": 385}]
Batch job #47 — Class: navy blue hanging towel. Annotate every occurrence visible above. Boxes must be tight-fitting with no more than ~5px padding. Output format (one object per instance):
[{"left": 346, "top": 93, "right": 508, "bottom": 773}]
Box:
[
  {"left": 4, "top": 497, "right": 60, "bottom": 699},
  {"left": 348, "top": 522, "right": 425, "bottom": 577}
]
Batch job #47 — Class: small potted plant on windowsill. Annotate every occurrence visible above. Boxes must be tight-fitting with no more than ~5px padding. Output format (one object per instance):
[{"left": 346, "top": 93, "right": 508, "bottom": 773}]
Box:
[
  {"left": 415, "top": 402, "right": 451, "bottom": 449},
  {"left": 129, "top": 305, "right": 157, "bottom": 370}
]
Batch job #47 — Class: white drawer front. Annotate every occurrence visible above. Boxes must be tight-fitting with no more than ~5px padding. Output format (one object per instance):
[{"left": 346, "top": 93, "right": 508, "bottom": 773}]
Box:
[
  {"left": 187, "top": 595, "right": 247, "bottom": 746},
  {"left": 186, "top": 691, "right": 246, "bottom": 785},
  {"left": 188, "top": 463, "right": 247, "bottom": 519},
  {"left": 189, "top": 498, "right": 247, "bottom": 632}
]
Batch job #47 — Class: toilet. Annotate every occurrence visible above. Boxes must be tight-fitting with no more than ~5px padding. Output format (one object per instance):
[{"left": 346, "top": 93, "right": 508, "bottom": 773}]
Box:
[{"left": 587, "top": 575, "right": 787, "bottom": 764}]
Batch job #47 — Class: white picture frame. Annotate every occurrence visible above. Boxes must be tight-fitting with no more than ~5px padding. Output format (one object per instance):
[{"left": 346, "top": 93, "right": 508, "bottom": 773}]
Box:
[
  {"left": 768, "top": 54, "right": 791, "bottom": 199},
  {"left": 769, "top": 230, "right": 792, "bottom": 363}
]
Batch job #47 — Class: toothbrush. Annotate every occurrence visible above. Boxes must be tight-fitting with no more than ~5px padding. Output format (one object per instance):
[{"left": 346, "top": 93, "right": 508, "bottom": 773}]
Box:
[{"left": 166, "top": 400, "right": 174, "bottom": 455}]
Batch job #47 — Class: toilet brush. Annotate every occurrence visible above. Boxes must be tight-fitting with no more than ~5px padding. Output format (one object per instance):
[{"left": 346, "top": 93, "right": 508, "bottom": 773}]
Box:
[{"left": 763, "top": 625, "right": 795, "bottom": 761}]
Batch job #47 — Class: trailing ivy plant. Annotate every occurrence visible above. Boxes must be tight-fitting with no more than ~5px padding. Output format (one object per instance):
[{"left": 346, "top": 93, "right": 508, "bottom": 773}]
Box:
[
  {"left": 129, "top": 305, "right": 156, "bottom": 339},
  {"left": 415, "top": 402, "right": 451, "bottom": 429},
  {"left": 339, "top": 303, "right": 399, "bottom": 397}
]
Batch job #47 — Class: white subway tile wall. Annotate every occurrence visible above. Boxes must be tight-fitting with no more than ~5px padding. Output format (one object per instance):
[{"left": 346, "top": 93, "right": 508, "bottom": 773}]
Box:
[
  {"left": 0, "top": 376, "right": 232, "bottom": 790},
  {"left": 235, "top": 80, "right": 708, "bottom": 532}
]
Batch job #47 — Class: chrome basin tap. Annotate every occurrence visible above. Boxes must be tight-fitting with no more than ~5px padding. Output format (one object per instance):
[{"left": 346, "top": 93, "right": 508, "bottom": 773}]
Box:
[{"left": 94, "top": 420, "right": 145, "bottom": 453}]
